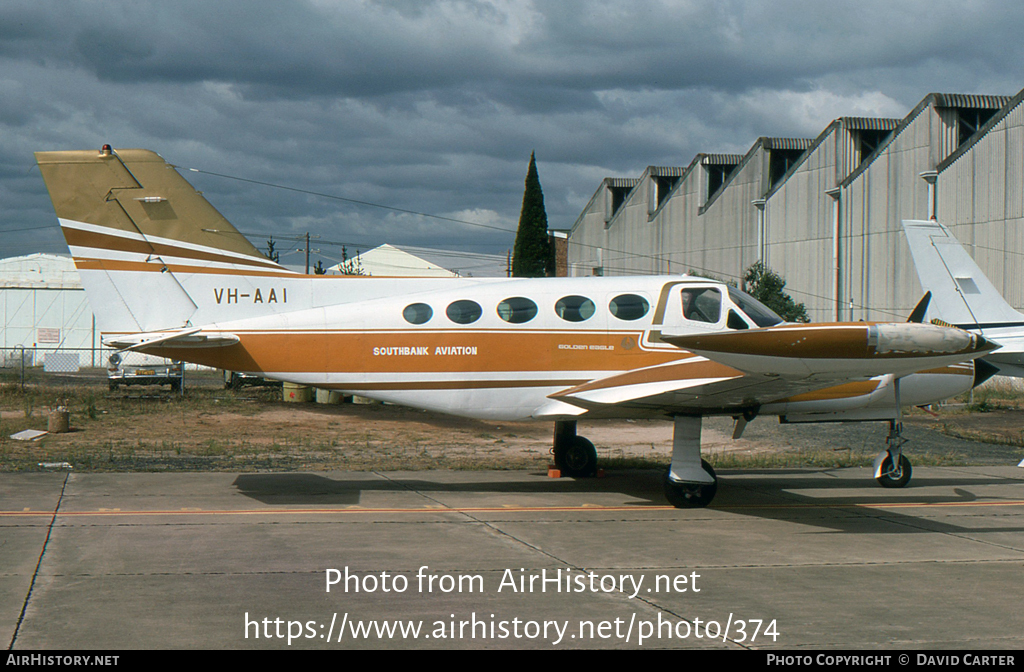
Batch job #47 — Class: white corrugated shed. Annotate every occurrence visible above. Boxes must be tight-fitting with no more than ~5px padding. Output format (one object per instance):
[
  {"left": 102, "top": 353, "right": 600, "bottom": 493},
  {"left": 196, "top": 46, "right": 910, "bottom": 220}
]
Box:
[
  {"left": 328, "top": 244, "right": 456, "bottom": 277},
  {"left": 328, "top": 244, "right": 507, "bottom": 277},
  {"left": 0, "top": 253, "right": 82, "bottom": 289},
  {"left": 0, "top": 253, "right": 96, "bottom": 354}
]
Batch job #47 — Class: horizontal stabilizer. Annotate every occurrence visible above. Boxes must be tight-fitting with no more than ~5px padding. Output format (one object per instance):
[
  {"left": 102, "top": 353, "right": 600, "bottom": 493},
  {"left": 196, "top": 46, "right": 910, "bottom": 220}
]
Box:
[{"left": 104, "top": 328, "right": 239, "bottom": 351}]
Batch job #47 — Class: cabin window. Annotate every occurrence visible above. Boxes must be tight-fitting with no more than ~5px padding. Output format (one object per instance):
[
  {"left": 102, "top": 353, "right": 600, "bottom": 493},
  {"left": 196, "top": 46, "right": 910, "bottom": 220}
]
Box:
[
  {"left": 497, "top": 297, "right": 538, "bottom": 324},
  {"left": 402, "top": 303, "right": 433, "bottom": 325},
  {"left": 680, "top": 288, "right": 721, "bottom": 324},
  {"left": 727, "top": 287, "right": 784, "bottom": 327},
  {"left": 555, "top": 295, "right": 596, "bottom": 322},
  {"left": 727, "top": 310, "right": 749, "bottom": 330},
  {"left": 609, "top": 294, "right": 649, "bottom": 321},
  {"left": 446, "top": 300, "right": 482, "bottom": 324}
]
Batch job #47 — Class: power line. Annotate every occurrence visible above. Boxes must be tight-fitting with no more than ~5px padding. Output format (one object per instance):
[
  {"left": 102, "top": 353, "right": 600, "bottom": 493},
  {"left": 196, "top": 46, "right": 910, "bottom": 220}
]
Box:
[
  {"left": 176, "top": 165, "right": 519, "bottom": 235},
  {"left": 173, "top": 163, "right": 725, "bottom": 274},
  {"left": 167, "top": 164, "right": 991, "bottom": 317},
  {"left": 0, "top": 225, "right": 58, "bottom": 234}
]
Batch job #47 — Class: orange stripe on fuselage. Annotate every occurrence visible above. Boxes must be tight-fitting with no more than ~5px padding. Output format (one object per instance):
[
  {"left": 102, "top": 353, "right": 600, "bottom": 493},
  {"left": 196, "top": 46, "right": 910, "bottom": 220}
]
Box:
[
  {"left": 146, "top": 330, "right": 673, "bottom": 377},
  {"left": 141, "top": 331, "right": 979, "bottom": 399}
]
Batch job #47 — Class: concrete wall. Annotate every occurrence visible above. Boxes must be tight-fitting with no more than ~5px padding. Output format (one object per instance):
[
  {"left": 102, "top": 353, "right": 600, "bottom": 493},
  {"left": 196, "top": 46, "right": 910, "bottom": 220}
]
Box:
[{"left": 569, "top": 90, "right": 1023, "bottom": 324}]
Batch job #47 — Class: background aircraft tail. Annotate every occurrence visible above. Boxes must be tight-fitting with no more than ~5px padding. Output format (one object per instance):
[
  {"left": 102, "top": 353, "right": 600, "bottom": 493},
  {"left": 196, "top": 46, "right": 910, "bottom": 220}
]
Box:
[
  {"left": 903, "top": 218, "right": 1024, "bottom": 377},
  {"left": 35, "top": 146, "right": 287, "bottom": 333},
  {"left": 902, "top": 219, "right": 1024, "bottom": 329}
]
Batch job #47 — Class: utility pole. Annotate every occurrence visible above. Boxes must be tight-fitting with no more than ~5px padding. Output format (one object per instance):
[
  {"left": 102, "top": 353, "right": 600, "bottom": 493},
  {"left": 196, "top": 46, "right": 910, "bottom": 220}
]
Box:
[{"left": 305, "top": 232, "right": 311, "bottom": 274}]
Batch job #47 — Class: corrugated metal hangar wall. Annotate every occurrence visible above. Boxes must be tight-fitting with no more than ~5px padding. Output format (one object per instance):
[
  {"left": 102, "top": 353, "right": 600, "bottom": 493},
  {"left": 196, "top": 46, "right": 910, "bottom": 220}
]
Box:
[
  {"left": 568, "top": 89, "right": 1024, "bottom": 323},
  {"left": 0, "top": 254, "right": 95, "bottom": 351}
]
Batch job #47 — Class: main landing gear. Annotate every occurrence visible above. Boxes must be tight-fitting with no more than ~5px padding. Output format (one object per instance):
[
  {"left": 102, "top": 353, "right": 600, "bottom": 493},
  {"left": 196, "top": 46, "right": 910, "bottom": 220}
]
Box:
[
  {"left": 552, "top": 421, "right": 598, "bottom": 477},
  {"left": 552, "top": 417, "right": 719, "bottom": 508},
  {"left": 664, "top": 415, "right": 718, "bottom": 508},
  {"left": 874, "top": 419, "right": 913, "bottom": 488}
]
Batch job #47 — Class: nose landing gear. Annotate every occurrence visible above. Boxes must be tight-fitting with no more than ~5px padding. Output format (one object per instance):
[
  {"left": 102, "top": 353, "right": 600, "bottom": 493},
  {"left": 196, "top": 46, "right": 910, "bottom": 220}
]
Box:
[{"left": 874, "top": 419, "right": 912, "bottom": 488}]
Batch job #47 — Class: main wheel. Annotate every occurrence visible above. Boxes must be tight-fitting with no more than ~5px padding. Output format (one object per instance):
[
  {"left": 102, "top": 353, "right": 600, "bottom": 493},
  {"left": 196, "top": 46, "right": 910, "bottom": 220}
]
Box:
[
  {"left": 664, "top": 459, "right": 718, "bottom": 508},
  {"left": 876, "top": 453, "right": 912, "bottom": 488},
  {"left": 554, "top": 436, "right": 598, "bottom": 477}
]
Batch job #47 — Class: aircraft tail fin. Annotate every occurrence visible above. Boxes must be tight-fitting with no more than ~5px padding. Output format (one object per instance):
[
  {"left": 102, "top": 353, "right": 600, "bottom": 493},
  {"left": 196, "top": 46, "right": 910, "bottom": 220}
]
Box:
[
  {"left": 902, "top": 219, "right": 1024, "bottom": 331},
  {"left": 35, "top": 146, "right": 288, "bottom": 334}
]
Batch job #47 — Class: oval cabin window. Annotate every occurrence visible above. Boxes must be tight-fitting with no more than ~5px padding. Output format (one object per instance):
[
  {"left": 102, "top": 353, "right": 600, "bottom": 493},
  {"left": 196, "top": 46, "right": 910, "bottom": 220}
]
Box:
[
  {"left": 446, "top": 300, "right": 483, "bottom": 324},
  {"left": 609, "top": 294, "right": 649, "bottom": 321},
  {"left": 555, "top": 295, "right": 596, "bottom": 322},
  {"left": 497, "top": 297, "right": 538, "bottom": 324},
  {"left": 402, "top": 303, "right": 433, "bottom": 325}
]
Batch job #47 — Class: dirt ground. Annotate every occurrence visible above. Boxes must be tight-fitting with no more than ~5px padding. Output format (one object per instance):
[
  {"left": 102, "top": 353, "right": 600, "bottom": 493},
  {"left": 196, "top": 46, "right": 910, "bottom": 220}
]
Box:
[{"left": 1, "top": 371, "right": 1023, "bottom": 472}]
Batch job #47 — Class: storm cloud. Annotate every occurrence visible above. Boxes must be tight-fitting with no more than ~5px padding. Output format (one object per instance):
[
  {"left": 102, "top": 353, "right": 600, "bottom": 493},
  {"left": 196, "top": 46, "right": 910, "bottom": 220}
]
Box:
[{"left": 3, "top": 0, "right": 1023, "bottom": 268}]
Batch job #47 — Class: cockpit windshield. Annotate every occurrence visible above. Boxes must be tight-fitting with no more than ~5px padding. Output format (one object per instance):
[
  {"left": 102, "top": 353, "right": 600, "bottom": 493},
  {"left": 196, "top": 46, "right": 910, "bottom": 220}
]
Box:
[{"left": 727, "top": 287, "right": 784, "bottom": 327}]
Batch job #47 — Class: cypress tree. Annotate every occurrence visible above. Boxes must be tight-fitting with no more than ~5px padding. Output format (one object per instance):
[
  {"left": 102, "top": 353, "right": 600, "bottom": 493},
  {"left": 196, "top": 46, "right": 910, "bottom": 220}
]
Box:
[{"left": 512, "top": 152, "right": 552, "bottom": 277}]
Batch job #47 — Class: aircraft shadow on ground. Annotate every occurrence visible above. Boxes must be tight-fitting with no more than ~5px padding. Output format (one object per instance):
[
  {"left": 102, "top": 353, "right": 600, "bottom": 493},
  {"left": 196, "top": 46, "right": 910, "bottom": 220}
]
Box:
[{"left": 231, "top": 470, "right": 1024, "bottom": 536}]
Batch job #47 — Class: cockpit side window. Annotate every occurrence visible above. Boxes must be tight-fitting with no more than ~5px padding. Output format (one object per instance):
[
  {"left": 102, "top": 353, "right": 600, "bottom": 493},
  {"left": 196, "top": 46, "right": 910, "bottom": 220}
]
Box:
[
  {"left": 727, "top": 287, "right": 784, "bottom": 327},
  {"left": 680, "top": 288, "right": 721, "bottom": 324},
  {"left": 727, "top": 309, "right": 749, "bottom": 330}
]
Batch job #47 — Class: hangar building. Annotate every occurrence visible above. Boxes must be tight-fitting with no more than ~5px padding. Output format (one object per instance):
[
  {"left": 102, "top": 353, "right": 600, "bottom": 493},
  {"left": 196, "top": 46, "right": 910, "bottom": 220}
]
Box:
[
  {"left": 568, "top": 88, "right": 1024, "bottom": 323},
  {"left": 0, "top": 253, "right": 97, "bottom": 362}
]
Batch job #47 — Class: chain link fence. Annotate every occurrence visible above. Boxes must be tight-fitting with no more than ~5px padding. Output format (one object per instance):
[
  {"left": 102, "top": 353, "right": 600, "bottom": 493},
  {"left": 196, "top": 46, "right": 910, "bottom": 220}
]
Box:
[{"left": 0, "top": 346, "right": 218, "bottom": 390}]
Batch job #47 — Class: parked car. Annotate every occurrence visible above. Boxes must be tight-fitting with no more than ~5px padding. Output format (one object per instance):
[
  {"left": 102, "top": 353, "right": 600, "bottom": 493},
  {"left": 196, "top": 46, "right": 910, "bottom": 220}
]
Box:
[{"left": 108, "top": 353, "right": 183, "bottom": 391}]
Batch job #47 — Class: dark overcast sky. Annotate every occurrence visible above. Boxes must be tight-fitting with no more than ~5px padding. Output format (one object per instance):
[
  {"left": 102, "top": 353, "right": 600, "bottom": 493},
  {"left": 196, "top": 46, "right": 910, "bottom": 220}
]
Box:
[{"left": 3, "top": 0, "right": 1023, "bottom": 270}]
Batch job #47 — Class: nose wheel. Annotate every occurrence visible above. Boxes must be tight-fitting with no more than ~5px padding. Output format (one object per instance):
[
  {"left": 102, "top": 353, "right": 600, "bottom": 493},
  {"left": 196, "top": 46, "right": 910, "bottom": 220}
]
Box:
[
  {"left": 874, "top": 419, "right": 912, "bottom": 488},
  {"left": 875, "top": 452, "right": 912, "bottom": 488}
]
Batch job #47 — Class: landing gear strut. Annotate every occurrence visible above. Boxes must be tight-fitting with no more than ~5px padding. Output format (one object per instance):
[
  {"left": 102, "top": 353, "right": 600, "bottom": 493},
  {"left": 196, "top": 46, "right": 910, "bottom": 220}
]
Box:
[
  {"left": 664, "top": 415, "right": 718, "bottom": 508},
  {"left": 874, "top": 419, "right": 913, "bottom": 488},
  {"left": 873, "top": 378, "right": 913, "bottom": 488},
  {"left": 552, "top": 421, "right": 598, "bottom": 477}
]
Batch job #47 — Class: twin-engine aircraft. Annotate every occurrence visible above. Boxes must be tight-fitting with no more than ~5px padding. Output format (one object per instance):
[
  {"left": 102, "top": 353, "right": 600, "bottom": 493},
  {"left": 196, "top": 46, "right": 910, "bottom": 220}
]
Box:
[{"left": 35, "top": 147, "right": 999, "bottom": 507}]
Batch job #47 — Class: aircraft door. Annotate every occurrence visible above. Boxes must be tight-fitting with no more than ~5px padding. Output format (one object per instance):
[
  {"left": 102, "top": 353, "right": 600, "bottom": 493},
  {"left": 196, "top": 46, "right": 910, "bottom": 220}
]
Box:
[
  {"left": 646, "top": 283, "right": 726, "bottom": 346},
  {"left": 678, "top": 286, "right": 723, "bottom": 326}
]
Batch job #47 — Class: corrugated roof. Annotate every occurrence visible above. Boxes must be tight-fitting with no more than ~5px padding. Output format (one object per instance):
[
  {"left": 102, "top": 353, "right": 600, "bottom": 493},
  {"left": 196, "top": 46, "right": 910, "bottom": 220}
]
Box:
[
  {"left": 938, "top": 86, "right": 1024, "bottom": 172},
  {"left": 934, "top": 94, "right": 1011, "bottom": 109},
  {"left": 762, "top": 138, "right": 813, "bottom": 150},
  {"left": 702, "top": 154, "right": 743, "bottom": 165},
  {"left": 841, "top": 117, "right": 901, "bottom": 130},
  {"left": 604, "top": 178, "right": 640, "bottom": 188},
  {"left": 648, "top": 166, "right": 689, "bottom": 177},
  {"left": 0, "top": 253, "right": 82, "bottom": 289}
]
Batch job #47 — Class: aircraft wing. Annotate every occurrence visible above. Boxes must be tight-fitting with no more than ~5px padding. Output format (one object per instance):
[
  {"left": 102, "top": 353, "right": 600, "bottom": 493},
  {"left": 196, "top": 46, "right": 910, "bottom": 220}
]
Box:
[
  {"left": 550, "top": 321, "right": 996, "bottom": 414},
  {"left": 549, "top": 356, "right": 820, "bottom": 413},
  {"left": 104, "top": 328, "right": 240, "bottom": 351}
]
